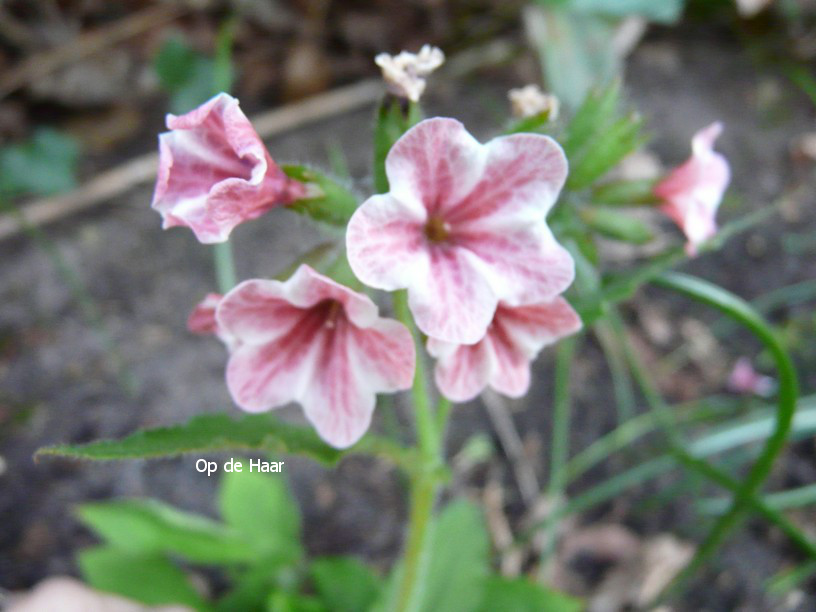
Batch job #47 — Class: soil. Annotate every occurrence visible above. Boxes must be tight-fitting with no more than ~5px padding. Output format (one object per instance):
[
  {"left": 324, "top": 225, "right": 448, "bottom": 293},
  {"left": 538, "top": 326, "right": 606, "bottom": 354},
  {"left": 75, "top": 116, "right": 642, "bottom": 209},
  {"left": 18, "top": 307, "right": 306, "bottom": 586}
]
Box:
[{"left": 1, "top": 20, "right": 815, "bottom": 612}]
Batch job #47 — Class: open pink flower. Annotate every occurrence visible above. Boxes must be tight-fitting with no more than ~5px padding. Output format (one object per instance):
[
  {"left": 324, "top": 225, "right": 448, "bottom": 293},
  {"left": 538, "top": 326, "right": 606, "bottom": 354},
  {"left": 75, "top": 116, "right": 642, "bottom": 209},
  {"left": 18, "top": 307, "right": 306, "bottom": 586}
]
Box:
[
  {"left": 346, "top": 118, "right": 574, "bottom": 344},
  {"left": 727, "top": 357, "right": 775, "bottom": 397},
  {"left": 152, "top": 93, "right": 305, "bottom": 244},
  {"left": 427, "top": 297, "right": 581, "bottom": 402},
  {"left": 654, "top": 122, "right": 731, "bottom": 255},
  {"left": 214, "top": 265, "right": 415, "bottom": 448}
]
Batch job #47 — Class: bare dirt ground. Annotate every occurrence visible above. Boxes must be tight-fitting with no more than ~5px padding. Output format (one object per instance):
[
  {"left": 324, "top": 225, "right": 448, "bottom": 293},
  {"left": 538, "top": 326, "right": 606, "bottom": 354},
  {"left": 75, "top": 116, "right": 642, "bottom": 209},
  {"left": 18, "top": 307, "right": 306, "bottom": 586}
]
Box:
[{"left": 1, "top": 24, "right": 815, "bottom": 609}]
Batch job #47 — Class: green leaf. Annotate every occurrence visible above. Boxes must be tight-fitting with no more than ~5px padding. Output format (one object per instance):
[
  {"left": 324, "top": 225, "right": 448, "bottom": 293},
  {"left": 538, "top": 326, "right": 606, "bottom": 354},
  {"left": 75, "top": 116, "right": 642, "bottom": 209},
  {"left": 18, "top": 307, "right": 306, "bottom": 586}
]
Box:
[
  {"left": 310, "top": 557, "right": 381, "bottom": 612},
  {"left": 581, "top": 207, "right": 653, "bottom": 244},
  {"left": 77, "top": 499, "right": 254, "bottom": 564},
  {"left": 563, "top": 81, "right": 622, "bottom": 159},
  {"left": 79, "top": 546, "right": 209, "bottom": 611},
  {"left": 169, "top": 58, "right": 219, "bottom": 114},
  {"left": 282, "top": 165, "right": 359, "bottom": 227},
  {"left": 420, "top": 501, "right": 490, "bottom": 612},
  {"left": 567, "top": 0, "right": 685, "bottom": 23},
  {"left": 267, "top": 591, "right": 328, "bottom": 612},
  {"left": 373, "top": 99, "right": 422, "bottom": 193},
  {"left": 567, "top": 113, "right": 645, "bottom": 190},
  {"left": 218, "top": 470, "right": 303, "bottom": 564},
  {"left": 477, "top": 577, "right": 583, "bottom": 612},
  {"left": 525, "top": 6, "right": 619, "bottom": 110},
  {"left": 35, "top": 412, "right": 343, "bottom": 464},
  {"left": 591, "top": 178, "right": 659, "bottom": 206},
  {"left": 0, "top": 128, "right": 80, "bottom": 197},
  {"left": 154, "top": 35, "right": 199, "bottom": 91}
]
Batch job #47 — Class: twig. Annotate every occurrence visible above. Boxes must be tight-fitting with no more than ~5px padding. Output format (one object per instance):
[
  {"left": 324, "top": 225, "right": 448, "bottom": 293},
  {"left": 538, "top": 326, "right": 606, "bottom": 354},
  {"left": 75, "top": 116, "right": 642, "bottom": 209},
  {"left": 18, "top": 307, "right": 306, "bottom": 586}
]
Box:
[
  {"left": 481, "top": 389, "right": 540, "bottom": 507},
  {"left": 0, "top": 79, "right": 382, "bottom": 241},
  {"left": 0, "top": 3, "right": 189, "bottom": 100}
]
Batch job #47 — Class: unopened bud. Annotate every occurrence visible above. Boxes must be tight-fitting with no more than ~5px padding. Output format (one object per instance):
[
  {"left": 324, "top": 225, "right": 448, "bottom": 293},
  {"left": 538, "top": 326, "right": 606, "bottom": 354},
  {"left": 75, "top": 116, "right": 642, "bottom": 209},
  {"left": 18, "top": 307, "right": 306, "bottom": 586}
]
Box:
[
  {"left": 508, "top": 85, "right": 560, "bottom": 121},
  {"left": 374, "top": 45, "right": 445, "bottom": 103}
]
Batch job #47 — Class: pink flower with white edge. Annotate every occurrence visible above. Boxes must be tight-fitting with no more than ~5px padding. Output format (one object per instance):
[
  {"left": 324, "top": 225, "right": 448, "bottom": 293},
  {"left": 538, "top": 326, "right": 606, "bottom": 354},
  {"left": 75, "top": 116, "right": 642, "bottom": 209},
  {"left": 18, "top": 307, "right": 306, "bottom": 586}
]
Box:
[
  {"left": 346, "top": 117, "right": 574, "bottom": 345},
  {"left": 152, "top": 93, "right": 305, "bottom": 244},
  {"left": 654, "top": 122, "right": 731, "bottom": 256},
  {"left": 427, "top": 297, "right": 581, "bottom": 402},
  {"left": 215, "top": 265, "right": 415, "bottom": 449}
]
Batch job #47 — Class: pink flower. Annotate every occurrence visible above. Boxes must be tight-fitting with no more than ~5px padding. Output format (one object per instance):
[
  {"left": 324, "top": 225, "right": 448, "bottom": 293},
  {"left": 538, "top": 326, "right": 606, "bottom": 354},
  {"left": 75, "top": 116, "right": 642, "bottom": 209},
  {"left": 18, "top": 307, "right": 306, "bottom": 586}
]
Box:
[
  {"left": 654, "top": 122, "right": 731, "bottom": 255},
  {"left": 187, "top": 293, "right": 223, "bottom": 335},
  {"left": 427, "top": 297, "right": 581, "bottom": 402},
  {"left": 346, "top": 118, "right": 574, "bottom": 344},
  {"left": 215, "top": 265, "right": 415, "bottom": 448},
  {"left": 152, "top": 93, "right": 305, "bottom": 244},
  {"left": 727, "top": 357, "right": 775, "bottom": 397}
]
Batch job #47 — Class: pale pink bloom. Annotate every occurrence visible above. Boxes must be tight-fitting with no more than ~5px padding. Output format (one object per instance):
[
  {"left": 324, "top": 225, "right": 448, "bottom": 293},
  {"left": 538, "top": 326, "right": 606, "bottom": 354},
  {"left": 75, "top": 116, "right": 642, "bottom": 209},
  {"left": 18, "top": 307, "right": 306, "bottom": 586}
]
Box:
[
  {"left": 215, "top": 265, "right": 415, "bottom": 448},
  {"left": 346, "top": 118, "right": 574, "bottom": 345},
  {"left": 152, "top": 93, "right": 305, "bottom": 244},
  {"left": 654, "top": 122, "right": 731, "bottom": 255},
  {"left": 6, "top": 576, "right": 192, "bottom": 612},
  {"left": 727, "top": 357, "right": 775, "bottom": 397},
  {"left": 427, "top": 297, "right": 581, "bottom": 402}
]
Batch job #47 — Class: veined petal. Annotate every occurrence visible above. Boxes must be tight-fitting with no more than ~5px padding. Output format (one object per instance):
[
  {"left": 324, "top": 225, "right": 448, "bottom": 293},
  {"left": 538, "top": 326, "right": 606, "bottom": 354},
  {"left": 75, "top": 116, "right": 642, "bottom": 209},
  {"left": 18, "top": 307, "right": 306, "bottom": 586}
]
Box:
[
  {"left": 346, "top": 194, "right": 429, "bottom": 292},
  {"left": 430, "top": 340, "right": 493, "bottom": 403},
  {"left": 495, "top": 298, "right": 582, "bottom": 358},
  {"left": 217, "top": 280, "right": 307, "bottom": 346},
  {"left": 151, "top": 93, "right": 303, "bottom": 244},
  {"left": 408, "top": 247, "right": 497, "bottom": 344},
  {"left": 225, "top": 309, "right": 326, "bottom": 412},
  {"left": 459, "top": 222, "right": 575, "bottom": 306},
  {"left": 385, "top": 118, "right": 486, "bottom": 216},
  {"left": 446, "top": 132, "right": 568, "bottom": 225}
]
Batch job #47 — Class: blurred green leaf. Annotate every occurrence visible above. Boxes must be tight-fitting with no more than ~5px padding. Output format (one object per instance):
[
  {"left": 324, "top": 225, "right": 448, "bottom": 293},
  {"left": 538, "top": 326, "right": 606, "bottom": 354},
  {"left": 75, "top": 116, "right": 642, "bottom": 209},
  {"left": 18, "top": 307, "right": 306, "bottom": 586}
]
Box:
[
  {"left": 477, "top": 577, "right": 583, "bottom": 612},
  {"left": 77, "top": 499, "right": 254, "bottom": 564},
  {"left": 567, "top": 0, "right": 685, "bottom": 23},
  {"left": 525, "top": 6, "right": 619, "bottom": 110},
  {"left": 563, "top": 81, "right": 622, "bottom": 158},
  {"left": 0, "top": 128, "right": 79, "bottom": 197},
  {"left": 282, "top": 165, "right": 359, "bottom": 227},
  {"left": 268, "top": 591, "right": 327, "bottom": 612},
  {"left": 591, "top": 178, "right": 659, "bottom": 206},
  {"left": 79, "top": 547, "right": 209, "bottom": 611},
  {"left": 420, "top": 501, "right": 490, "bottom": 612},
  {"left": 310, "top": 557, "right": 381, "bottom": 612},
  {"left": 154, "top": 35, "right": 198, "bottom": 90},
  {"left": 218, "top": 470, "right": 303, "bottom": 565},
  {"left": 581, "top": 207, "right": 653, "bottom": 244},
  {"left": 36, "top": 412, "right": 342, "bottom": 464}
]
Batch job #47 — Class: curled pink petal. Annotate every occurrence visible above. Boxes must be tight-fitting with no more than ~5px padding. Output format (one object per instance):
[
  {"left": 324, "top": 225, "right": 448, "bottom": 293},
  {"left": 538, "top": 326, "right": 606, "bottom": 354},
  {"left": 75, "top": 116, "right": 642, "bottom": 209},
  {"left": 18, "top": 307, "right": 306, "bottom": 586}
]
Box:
[
  {"left": 347, "top": 117, "right": 573, "bottom": 344},
  {"left": 654, "top": 122, "right": 731, "bottom": 255},
  {"left": 187, "top": 293, "right": 223, "bottom": 335},
  {"left": 727, "top": 357, "right": 775, "bottom": 397},
  {"left": 152, "top": 93, "right": 305, "bottom": 244},
  {"left": 216, "top": 265, "right": 415, "bottom": 448},
  {"left": 428, "top": 297, "right": 582, "bottom": 402}
]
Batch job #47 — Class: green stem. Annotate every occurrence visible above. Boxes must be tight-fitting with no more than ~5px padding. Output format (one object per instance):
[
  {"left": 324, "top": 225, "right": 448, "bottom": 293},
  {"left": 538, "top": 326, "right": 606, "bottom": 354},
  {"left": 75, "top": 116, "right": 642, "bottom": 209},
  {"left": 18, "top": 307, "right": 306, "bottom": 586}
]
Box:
[
  {"left": 213, "top": 241, "right": 238, "bottom": 294},
  {"left": 649, "top": 272, "right": 800, "bottom": 601},
  {"left": 392, "top": 290, "right": 451, "bottom": 612},
  {"left": 540, "top": 337, "right": 577, "bottom": 569}
]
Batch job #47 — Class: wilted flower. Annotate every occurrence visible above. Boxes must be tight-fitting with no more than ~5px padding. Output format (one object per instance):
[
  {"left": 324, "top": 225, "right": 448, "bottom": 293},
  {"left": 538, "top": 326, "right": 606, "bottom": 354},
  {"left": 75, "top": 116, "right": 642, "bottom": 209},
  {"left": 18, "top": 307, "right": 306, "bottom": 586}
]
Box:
[
  {"left": 347, "top": 117, "right": 574, "bottom": 344},
  {"left": 427, "top": 298, "right": 581, "bottom": 402},
  {"left": 727, "top": 357, "right": 775, "bottom": 397},
  {"left": 508, "top": 84, "right": 560, "bottom": 121},
  {"left": 214, "top": 265, "right": 415, "bottom": 448},
  {"left": 654, "top": 122, "right": 731, "bottom": 255},
  {"left": 374, "top": 45, "right": 445, "bottom": 103},
  {"left": 152, "top": 93, "right": 305, "bottom": 244}
]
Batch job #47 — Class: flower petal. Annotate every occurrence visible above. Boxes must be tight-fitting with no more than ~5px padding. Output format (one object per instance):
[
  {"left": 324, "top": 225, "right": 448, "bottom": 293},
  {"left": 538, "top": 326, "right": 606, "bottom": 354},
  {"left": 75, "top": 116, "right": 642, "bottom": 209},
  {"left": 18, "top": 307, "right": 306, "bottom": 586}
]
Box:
[
  {"left": 428, "top": 339, "right": 493, "bottom": 403},
  {"left": 187, "top": 293, "right": 223, "bottom": 335},
  {"left": 458, "top": 223, "right": 575, "bottom": 306},
  {"left": 446, "top": 132, "right": 568, "bottom": 224},
  {"left": 346, "top": 195, "right": 428, "bottom": 292},
  {"left": 408, "top": 246, "right": 497, "bottom": 344},
  {"left": 385, "top": 118, "right": 486, "bottom": 216},
  {"left": 152, "top": 93, "right": 303, "bottom": 243}
]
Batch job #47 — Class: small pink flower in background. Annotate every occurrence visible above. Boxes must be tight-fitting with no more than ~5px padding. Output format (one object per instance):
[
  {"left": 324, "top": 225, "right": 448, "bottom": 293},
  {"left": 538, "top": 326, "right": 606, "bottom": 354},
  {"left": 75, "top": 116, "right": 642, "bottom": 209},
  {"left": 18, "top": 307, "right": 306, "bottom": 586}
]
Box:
[
  {"left": 427, "top": 297, "right": 581, "bottom": 402},
  {"left": 654, "top": 122, "right": 731, "bottom": 255},
  {"left": 152, "top": 93, "right": 305, "bottom": 244},
  {"left": 727, "top": 357, "right": 775, "bottom": 397},
  {"left": 215, "top": 265, "right": 415, "bottom": 448},
  {"left": 347, "top": 117, "right": 574, "bottom": 345}
]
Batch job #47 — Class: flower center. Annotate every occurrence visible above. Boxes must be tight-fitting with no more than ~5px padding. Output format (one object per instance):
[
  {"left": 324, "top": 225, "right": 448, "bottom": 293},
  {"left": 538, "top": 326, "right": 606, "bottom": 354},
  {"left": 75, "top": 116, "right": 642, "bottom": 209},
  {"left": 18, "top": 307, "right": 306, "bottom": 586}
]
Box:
[
  {"left": 424, "top": 216, "right": 451, "bottom": 243},
  {"left": 323, "top": 300, "right": 343, "bottom": 329}
]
